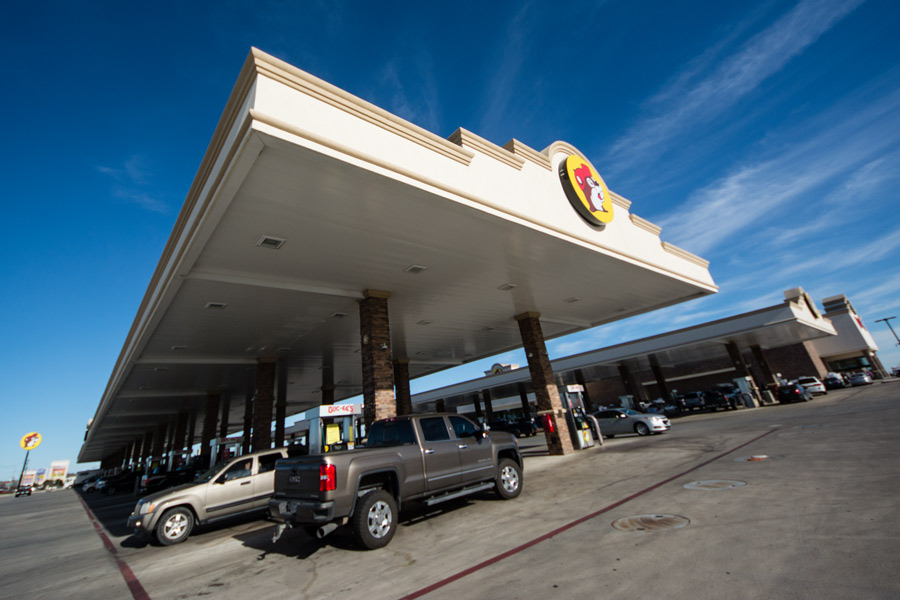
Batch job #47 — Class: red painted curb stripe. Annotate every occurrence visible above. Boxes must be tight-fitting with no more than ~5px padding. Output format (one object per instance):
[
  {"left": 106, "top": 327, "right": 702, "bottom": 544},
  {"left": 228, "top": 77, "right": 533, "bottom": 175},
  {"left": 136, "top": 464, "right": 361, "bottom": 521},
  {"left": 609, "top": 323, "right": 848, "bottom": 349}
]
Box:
[
  {"left": 77, "top": 494, "right": 152, "bottom": 600},
  {"left": 399, "top": 428, "right": 778, "bottom": 600}
]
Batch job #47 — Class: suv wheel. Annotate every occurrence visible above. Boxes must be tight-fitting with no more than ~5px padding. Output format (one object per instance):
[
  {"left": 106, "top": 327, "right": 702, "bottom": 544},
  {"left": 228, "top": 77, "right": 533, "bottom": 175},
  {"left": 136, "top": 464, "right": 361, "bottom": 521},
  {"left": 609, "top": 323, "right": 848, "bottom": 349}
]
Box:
[
  {"left": 155, "top": 507, "right": 194, "bottom": 545},
  {"left": 352, "top": 489, "right": 397, "bottom": 549}
]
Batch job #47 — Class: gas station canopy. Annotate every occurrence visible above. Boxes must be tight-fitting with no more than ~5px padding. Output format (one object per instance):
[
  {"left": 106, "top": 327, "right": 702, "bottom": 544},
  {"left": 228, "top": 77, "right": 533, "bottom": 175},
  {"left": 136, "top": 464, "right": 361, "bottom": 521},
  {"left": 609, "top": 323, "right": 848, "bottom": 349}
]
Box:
[{"left": 80, "top": 49, "right": 716, "bottom": 462}]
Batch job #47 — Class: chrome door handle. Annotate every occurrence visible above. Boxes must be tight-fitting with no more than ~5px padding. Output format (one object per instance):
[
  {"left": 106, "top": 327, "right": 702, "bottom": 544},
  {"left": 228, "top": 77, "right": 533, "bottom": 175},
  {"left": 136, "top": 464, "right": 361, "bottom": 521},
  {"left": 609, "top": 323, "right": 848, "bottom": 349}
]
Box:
[
  {"left": 240, "top": 481, "right": 251, "bottom": 485},
  {"left": 458, "top": 444, "right": 468, "bottom": 449},
  {"left": 424, "top": 449, "right": 435, "bottom": 454}
]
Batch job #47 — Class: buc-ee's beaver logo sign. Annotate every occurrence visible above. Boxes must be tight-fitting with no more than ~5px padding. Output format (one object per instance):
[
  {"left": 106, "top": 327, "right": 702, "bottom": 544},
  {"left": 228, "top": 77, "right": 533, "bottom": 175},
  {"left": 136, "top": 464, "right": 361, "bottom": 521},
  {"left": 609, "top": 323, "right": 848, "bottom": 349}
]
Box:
[
  {"left": 559, "top": 155, "right": 613, "bottom": 229},
  {"left": 20, "top": 432, "right": 42, "bottom": 451}
]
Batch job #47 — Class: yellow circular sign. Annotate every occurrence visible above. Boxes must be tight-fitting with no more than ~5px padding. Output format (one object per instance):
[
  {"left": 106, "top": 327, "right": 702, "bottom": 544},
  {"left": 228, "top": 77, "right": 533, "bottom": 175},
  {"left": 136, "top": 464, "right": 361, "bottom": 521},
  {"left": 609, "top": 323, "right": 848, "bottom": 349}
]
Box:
[
  {"left": 20, "top": 432, "right": 42, "bottom": 450},
  {"left": 559, "top": 155, "right": 614, "bottom": 228}
]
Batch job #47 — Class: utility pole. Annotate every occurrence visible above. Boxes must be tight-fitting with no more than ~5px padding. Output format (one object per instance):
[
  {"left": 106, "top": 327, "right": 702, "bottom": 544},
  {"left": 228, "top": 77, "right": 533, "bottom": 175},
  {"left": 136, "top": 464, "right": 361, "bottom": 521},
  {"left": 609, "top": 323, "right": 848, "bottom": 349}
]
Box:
[{"left": 875, "top": 317, "right": 900, "bottom": 346}]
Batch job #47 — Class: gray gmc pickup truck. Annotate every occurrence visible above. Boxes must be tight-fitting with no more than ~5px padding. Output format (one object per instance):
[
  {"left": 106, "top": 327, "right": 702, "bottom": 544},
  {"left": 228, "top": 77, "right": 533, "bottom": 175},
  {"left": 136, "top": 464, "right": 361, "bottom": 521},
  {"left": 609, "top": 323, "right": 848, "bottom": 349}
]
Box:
[{"left": 269, "top": 413, "right": 523, "bottom": 549}]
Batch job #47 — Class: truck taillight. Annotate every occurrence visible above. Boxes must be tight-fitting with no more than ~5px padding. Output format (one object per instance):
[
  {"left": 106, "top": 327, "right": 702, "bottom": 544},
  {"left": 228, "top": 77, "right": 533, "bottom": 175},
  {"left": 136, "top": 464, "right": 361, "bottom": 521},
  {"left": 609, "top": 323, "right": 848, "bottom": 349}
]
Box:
[
  {"left": 319, "top": 464, "right": 336, "bottom": 492},
  {"left": 542, "top": 413, "right": 555, "bottom": 434}
]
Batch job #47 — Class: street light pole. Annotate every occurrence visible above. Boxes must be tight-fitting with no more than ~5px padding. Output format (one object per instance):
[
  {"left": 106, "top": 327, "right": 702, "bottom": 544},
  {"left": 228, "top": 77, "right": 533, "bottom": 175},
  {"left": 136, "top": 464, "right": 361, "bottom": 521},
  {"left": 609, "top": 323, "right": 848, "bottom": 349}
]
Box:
[{"left": 875, "top": 317, "right": 900, "bottom": 346}]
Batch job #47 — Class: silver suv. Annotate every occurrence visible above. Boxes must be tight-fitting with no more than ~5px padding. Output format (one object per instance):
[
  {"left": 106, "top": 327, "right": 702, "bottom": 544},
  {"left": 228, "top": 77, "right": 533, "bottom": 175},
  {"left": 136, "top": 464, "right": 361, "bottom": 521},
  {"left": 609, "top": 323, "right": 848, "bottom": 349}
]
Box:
[{"left": 127, "top": 447, "right": 293, "bottom": 545}]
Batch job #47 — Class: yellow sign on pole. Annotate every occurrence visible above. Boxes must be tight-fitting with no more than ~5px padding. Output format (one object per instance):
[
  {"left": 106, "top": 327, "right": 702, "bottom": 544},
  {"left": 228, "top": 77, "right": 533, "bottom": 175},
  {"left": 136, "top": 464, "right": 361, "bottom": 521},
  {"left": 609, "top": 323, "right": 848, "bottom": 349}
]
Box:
[{"left": 20, "top": 432, "right": 42, "bottom": 450}]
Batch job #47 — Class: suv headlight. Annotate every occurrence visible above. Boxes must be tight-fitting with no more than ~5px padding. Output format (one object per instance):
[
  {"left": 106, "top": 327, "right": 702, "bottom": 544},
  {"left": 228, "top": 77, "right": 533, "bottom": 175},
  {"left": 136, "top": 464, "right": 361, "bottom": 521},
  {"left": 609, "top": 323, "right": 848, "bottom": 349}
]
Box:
[{"left": 139, "top": 501, "right": 157, "bottom": 515}]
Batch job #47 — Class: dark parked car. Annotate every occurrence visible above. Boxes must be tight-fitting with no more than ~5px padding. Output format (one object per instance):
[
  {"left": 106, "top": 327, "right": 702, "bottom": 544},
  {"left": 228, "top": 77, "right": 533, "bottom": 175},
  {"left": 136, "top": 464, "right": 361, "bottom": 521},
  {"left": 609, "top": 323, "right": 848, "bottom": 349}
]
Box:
[
  {"left": 489, "top": 417, "right": 538, "bottom": 437},
  {"left": 15, "top": 485, "right": 33, "bottom": 497},
  {"left": 679, "top": 391, "right": 706, "bottom": 411},
  {"left": 823, "top": 375, "right": 845, "bottom": 390},
  {"left": 777, "top": 383, "right": 812, "bottom": 404},
  {"left": 96, "top": 470, "right": 140, "bottom": 495},
  {"left": 703, "top": 389, "right": 736, "bottom": 411}
]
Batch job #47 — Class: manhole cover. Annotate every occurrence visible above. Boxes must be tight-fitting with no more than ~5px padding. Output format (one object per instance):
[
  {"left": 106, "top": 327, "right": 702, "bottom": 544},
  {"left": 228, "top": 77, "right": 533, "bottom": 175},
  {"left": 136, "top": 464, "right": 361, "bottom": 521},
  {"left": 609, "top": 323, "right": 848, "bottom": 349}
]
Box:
[
  {"left": 610, "top": 514, "right": 690, "bottom": 532},
  {"left": 683, "top": 480, "right": 747, "bottom": 490},
  {"left": 734, "top": 454, "right": 782, "bottom": 462}
]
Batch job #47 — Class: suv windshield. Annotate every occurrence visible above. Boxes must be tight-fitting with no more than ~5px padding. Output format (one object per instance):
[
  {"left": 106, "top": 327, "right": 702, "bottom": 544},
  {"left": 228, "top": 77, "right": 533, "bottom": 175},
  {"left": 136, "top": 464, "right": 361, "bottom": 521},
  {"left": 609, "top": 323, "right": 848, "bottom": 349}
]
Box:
[{"left": 194, "top": 461, "right": 228, "bottom": 484}]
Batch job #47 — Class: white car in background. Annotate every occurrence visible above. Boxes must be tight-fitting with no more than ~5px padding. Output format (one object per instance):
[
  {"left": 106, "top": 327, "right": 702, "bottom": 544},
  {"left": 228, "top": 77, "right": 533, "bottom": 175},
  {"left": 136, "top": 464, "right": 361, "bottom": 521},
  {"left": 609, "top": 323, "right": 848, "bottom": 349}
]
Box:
[
  {"left": 796, "top": 376, "right": 827, "bottom": 396},
  {"left": 592, "top": 408, "right": 671, "bottom": 437}
]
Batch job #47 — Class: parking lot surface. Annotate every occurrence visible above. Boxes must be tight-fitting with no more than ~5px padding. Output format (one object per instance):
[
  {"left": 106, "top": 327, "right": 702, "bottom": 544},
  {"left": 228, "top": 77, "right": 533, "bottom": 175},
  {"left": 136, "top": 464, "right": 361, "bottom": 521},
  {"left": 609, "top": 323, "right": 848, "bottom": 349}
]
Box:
[{"left": 3, "top": 381, "right": 899, "bottom": 599}]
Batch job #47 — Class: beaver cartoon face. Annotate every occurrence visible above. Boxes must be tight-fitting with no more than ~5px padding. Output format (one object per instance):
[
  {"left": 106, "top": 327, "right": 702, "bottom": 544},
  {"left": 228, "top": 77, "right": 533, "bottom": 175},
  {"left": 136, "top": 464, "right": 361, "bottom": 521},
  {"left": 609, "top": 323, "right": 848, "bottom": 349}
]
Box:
[{"left": 573, "top": 163, "right": 608, "bottom": 214}]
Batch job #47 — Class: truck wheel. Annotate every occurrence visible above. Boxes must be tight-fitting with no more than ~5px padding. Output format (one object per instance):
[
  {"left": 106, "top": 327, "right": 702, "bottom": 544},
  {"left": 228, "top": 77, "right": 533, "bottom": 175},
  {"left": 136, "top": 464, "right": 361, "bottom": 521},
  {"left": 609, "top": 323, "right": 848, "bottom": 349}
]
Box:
[
  {"left": 352, "top": 489, "right": 397, "bottom": 549},
  {"left": 494, "top": 458, "right": 522, "bottom": 500},
  {"left": 635, "top": 422, "right": 650, "bottom": 436},
  {"left": 155, "top": 507, "right": 193, "bottom": 546}
]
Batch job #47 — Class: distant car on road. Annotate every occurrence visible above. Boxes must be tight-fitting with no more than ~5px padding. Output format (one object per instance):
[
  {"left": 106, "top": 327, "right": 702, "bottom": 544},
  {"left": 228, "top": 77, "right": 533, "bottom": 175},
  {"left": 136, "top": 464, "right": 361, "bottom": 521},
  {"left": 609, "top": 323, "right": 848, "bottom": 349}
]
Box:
[
  {"left": 15, "top": 485, "right": 33, "bottom": 497},
  {"left": 823, "top": 374, "right": 846, "bottom": 390},
  {"left": 848, "top": 372, "right": 873, "bottom": 386},
  {"left": 777, "top": 383, "right": 813, "bottom": 404},
  {"left": 796, "top": 376, "right": 827, "bottom": 396},
  {"left": 592, "top": 409, "right": 671, "bottom": 437}
]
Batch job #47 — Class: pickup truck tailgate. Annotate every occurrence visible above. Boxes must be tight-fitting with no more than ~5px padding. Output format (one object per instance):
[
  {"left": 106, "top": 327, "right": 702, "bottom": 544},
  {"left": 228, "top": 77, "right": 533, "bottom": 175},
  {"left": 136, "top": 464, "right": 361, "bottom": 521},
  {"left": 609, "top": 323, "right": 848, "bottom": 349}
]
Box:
[{"left": 273, "top": 459, "right": 323, "bottom": 498}]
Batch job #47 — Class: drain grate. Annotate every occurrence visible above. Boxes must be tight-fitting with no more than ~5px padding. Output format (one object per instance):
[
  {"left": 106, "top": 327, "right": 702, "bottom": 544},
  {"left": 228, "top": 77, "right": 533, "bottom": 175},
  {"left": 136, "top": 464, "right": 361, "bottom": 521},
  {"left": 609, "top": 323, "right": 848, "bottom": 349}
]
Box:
[
  {"left": 734, "top": 454, "right": 782, "bottom": 462},
  {"left": 683, "top": 480, "right": 746, "bottom": 490},
  {"left": 611, "top": 514, "right": 690, "bottom": 532}
]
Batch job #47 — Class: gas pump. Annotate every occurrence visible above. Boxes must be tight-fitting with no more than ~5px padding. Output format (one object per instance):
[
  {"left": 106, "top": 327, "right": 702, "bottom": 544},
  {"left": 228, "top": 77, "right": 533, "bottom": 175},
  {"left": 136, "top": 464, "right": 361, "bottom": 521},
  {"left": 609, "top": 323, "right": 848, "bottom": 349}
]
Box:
[
  {"left": 562, "top": 385, "right": 595, "bottom": 450},
  {"left": 733, "top": 376, "right": 760, "bottom": 408},
  {"left": 286, "top": 404, "right": 363, "bottom": 455}
]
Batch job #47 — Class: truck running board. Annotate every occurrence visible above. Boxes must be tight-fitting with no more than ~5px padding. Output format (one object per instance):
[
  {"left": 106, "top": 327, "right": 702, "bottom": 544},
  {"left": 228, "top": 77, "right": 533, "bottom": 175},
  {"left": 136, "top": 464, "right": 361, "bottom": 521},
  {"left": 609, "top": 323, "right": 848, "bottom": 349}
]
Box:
[{"left": 423, "top": 481, "right": 494, "bottom": 506}]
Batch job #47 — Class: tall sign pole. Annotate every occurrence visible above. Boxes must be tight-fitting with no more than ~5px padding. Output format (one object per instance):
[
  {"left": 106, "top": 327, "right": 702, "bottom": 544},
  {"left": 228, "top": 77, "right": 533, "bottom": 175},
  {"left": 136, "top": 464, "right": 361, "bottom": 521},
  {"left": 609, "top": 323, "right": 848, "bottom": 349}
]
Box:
[
  {"left": 18, "top": 432, "right": 42, "bottom": 488},
  {"left": 875, "top": 317, "right": 899, "bottom": 346}
]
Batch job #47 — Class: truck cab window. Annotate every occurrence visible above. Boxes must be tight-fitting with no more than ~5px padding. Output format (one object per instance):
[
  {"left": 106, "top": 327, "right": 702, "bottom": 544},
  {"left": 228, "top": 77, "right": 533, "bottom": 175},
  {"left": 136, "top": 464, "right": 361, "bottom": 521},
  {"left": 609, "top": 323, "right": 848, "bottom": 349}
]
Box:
[
  {"left": 449, "top": 416, "right": 478, "bottom": 438},
  {"left": 420, "top": 417, "right": 450, "bottom": 441},
  {"left": 366, "top": 420, "right": 418, "bottom": 447}
]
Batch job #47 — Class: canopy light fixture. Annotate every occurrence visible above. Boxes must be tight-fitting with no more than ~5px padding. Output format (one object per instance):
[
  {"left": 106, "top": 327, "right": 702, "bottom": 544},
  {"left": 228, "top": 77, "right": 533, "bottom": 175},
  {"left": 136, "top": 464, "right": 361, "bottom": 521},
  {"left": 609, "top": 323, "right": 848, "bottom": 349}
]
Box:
[
  {"left": 404, "top": 264, "right": 428, "bottom": 274},
  {"left": 331, "top": 312, "right": 348, "bottom": 318},
  {"left": 564, "top": 297, "right": 580, "bottom": 303},
  {"left": 256, "top": 235, "right": 286, "bottom": 250},
  {"left": 170, "top": 345, "right": 188, "bottom": 351},
  {"left": 204, "top": 302, "right": 228, "bottom": 310},
  {"left": 417, "top": 320, "right": 433, "bottom": 326},
  {"left": 497, "top": 283, "right": 517, "bottom": 291}
]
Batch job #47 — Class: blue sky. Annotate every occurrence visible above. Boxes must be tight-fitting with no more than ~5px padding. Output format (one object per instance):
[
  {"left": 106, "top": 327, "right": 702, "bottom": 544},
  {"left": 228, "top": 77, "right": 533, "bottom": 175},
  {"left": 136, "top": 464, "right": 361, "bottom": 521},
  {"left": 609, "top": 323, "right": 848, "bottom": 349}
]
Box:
[{"left": 2, "top": 0, "right": 899, "bottom": 477}]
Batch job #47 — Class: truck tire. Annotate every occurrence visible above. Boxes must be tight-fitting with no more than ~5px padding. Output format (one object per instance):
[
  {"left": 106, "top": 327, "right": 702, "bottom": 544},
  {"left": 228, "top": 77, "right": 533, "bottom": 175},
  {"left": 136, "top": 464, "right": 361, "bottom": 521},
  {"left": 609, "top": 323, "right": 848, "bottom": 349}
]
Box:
[
  {"left": 352, "top": 489, "right": 397, "bottom": 549},
  {"left": 494, "top": 458, "right": 522, "bottom": 500},
  {"left": 155, "top": 507, "right": 194, "bottom": 546}
]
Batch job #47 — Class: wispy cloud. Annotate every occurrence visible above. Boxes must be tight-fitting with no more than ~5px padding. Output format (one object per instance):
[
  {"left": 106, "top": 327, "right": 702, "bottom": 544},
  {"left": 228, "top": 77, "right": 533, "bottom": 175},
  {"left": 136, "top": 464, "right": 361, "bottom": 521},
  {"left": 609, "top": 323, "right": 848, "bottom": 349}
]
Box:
[
  {"left": 655, "top": 78, "right": 900, "bottom": 254},
  {"left": 376, "top": 58, "right": 442, "bottom": 134},
  {"left": 605, "top": 0, "right": 864, "bottom": 175},
  {"left": 96, "top": 155, "right": 169, "bottom": 214}
]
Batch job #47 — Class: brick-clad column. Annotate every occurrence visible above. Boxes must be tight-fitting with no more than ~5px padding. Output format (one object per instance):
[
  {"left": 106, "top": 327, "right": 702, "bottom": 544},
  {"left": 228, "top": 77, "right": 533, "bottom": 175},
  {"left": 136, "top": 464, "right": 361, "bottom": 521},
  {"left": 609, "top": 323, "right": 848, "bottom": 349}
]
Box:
[
  {"left": 172, "top": 412, "right": 188, "bottom": 460},
  {"left": 152, "top": 422, "right": 167, "bottom": 461},
  {"left": 359, "top": 290, "right": 395, "bottom": 426},
  {"left": 141, "top": 432, "right": 153, "bottom": 466},
  {"left": 219, "top": 394, "right": 231, "bottom": 440},
  {"left": 201, "top": 392, "right": 220, "bottom": 457},
  {"left": 515, "top": 312, "right": 574, "bottom": 455},
  {"left": 618, "top": 364, "right": 647, "bottom": 403},
  {"left": 648, "top": 354, "right": 670, "bottom": 401},
  {"left": 186, "top": 412, "right": 196, "bottom": 457},
  {"left": 252, "top": 358, "right": 276, "bottom": 451},
  {"left": 242, "top": 384, "right": 254, "bottom": 455},
  {"left": 518, "top": 383, "right": 532, "bottom": 418},
  {"left": 275, "top": 359, "right": 288, "bottom": 447},
  {"left": 321, "top": 366, "right": 335, "bottom": 405},
  {"left": 750, "top": 345, "right": 777, "bottom": 387},
  {"left": 394, "top": 359, "right": 412, "bottom": 415},
  {"left": 472, "top": 393, "right": 483, "bottom": 420},
  {"left": 725, "top": 342, "right": 750, "bottom": 378},
  {"left": 575, "top": 370, "right": 598, "bottom": 412},
  {"left": 436, "top": 398, "right": 446, "bottom": 412},
  {"left": 482, "top": 389, "right": 494, "bottom": 421}
]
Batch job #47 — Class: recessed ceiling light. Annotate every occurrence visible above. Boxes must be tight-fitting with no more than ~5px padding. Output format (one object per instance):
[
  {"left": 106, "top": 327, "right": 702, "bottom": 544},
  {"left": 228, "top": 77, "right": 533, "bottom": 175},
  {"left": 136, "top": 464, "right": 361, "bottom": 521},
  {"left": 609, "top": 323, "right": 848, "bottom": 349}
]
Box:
[
  {"left": 277, "top": 347, "right": 291, "bottom": 352},
  {"left": 417, "top": 320, "right": 433, "bottom": 326},
  {"left": 497, "top": 283, "right": 517, "bottom": 291},
  {"left": 564, "top": 297, "right": 580, "bottom": 303},
  {"left": 204, "top": 302, "right": 228, "bottom": 310},
  {"left": 154, "top": 367, "right": 168, "bottom": 372},
  {"left": 482, "top": 326, "right": 495, "bottom": 331},
  {"left": 256, "top": 235, "right": 286, "bottom": 250},
  {"left": 171, "top": 345, "right": 188, "bottom": 351},
  {"left": 404, "top": 265, "right": 428, "bottom": 274},
  {"left": 331, "top": 312, "right": 348, "bottom": 319}
]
